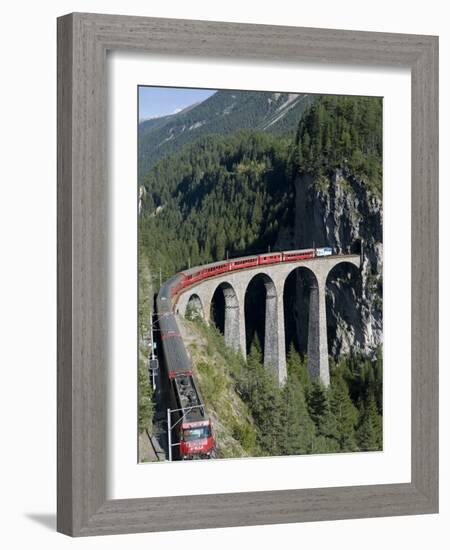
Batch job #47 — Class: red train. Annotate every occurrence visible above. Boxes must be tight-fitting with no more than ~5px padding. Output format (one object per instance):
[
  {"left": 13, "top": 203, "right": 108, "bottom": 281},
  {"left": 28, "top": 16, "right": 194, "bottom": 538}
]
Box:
[{"left": 170, "top": 248, "right": 332, "bottom": 298}]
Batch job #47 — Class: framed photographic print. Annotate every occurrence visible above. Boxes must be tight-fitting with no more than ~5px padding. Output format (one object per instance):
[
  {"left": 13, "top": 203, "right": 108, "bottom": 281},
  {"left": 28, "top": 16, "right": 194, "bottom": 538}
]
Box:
[{"left": 57, "top": 13, "right": 438, "bottom": 536}]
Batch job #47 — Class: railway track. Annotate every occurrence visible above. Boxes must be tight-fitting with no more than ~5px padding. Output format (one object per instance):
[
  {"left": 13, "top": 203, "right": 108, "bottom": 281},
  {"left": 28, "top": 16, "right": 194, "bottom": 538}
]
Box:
[{"left": 147, "top": 429, "right": 167, "bottom": 461}]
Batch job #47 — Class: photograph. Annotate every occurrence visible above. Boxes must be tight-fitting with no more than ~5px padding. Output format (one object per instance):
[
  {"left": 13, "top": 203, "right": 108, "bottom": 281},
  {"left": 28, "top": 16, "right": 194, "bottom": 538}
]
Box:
[{"left": 137, "top": 86, "right": 383, "bottom": 462}]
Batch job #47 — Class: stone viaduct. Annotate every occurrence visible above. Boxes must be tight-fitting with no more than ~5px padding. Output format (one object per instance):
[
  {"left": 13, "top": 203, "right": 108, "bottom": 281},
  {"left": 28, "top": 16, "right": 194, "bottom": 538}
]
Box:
[{"left": 174, "top": 255, "right": 360, "bottom": 386}]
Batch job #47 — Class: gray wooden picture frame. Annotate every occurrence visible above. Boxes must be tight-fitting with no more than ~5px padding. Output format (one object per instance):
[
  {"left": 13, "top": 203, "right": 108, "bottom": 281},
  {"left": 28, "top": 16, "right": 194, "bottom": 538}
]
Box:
[{"left": 57, "top": 12, "right": 439, "bottom": 537}]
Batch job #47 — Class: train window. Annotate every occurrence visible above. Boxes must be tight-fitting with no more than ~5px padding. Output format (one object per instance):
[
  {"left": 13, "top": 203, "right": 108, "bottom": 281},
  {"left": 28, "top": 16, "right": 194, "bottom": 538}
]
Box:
[{"left": 182, "top": 426, "right": 211, "bottom": 441}]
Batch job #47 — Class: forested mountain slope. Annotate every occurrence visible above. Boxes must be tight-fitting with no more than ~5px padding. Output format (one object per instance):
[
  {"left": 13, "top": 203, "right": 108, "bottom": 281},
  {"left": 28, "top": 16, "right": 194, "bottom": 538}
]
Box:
[
  {"left": 138, "top": 90, "right": 312, "bottom": 176},
  {"left": 139, "top": 130, "right": 295, "bottom": 277}
]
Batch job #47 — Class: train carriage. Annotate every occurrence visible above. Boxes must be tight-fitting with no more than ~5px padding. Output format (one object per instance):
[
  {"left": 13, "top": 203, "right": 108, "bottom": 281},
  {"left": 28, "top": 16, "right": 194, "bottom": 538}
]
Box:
[
  {"left": 258, "top": 252, "right": 282, "bottom": 265},
  {"left": 282, "top": 249, "right": 315, "bottom": 262},
  {"left": 228, "top": 256, "right": 259, "bottom": 270}
]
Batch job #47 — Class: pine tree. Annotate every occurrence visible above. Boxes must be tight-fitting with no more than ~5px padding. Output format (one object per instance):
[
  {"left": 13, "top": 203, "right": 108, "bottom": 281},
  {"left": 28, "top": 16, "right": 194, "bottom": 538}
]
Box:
[
  {"left": 215, "top": 225, "right": 226, "bottom": 261},
  {"left": 307, "top": 382, "right": 339, "bottom": 443},
  {"left": 256, "top": 372, "right": 284, "bottom": 456},
  {"left": 242, "top": 339, "right": 263, "bottom": 403},
  {"left": 286, "top": 343, "right": 310, "bottom": 390},
  {"left": 280, "top": 374, "right": 316, "bottom": 455},
  {"left": 373, "top": 350, "right": 383, "bottom": 414},
  {"left": 329, "top": 374, "right": 358, "bottom": 452},
  {"left": 302, "top": 130, "right": 311, "bottom": 167},
  {"left": 357, "top": 393, "right": 382, "bottom": 451},
  {"left": 244, "top": 340, "right": 284, "bottom": 456},
  {"left": 189, "top": 239, "right": 200, "bottom": 266}
]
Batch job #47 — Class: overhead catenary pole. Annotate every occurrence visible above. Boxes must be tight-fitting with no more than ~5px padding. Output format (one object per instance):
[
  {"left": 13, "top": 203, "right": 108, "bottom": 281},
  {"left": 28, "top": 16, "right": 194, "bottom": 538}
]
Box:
[
  {"left": 150, "top": 311, "right": 155, "bottom": 360},
  {"left": 149, "top": 311, "right": 156, "bottom": 390},
  {"left": 167, "top": 408, "right": 172, "bottom": 462},
  {"left": 166, "top": 404, "right": 206, "bottom": 462},
  {"left": 148, "top": 310, "right": 162, "bottom": 391}
]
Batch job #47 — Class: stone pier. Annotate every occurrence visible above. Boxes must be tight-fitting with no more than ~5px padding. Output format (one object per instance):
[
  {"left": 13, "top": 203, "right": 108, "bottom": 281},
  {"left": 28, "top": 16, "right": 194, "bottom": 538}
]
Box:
[
  {"left": 223, "top": 284, "right": 241, "bottom": 352},
  {"left": 306, "top": 274, "right": 330, "bottom": 386},
  {"left": 262, "top": 277, "right": 286, "bottom": 380}
]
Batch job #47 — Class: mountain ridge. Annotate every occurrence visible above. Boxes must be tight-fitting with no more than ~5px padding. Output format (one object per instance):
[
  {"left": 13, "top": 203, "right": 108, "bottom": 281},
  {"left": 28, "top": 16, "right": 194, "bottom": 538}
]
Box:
[{"left": 138, "top": 89, "right": 312, "bottom": 178}]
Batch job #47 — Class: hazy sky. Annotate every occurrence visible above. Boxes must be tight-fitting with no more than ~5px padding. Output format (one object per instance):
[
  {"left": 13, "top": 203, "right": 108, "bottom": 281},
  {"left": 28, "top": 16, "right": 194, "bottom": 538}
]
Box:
[{"left": 138, "top": 86, "right": 216, "bottom": 120}]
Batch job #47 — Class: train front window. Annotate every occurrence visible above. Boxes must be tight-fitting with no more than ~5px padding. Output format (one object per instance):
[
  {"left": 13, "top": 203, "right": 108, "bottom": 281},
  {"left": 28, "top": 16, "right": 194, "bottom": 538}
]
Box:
[{"left": 183, "top": 426, "right": 211, "bottom": 441}]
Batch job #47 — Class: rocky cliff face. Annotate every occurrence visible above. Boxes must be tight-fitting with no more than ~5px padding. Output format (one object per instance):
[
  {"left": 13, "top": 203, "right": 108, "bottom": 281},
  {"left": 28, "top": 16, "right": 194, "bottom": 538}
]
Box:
[{"left": 281, "top": 170, "right": 383, "bottom": 359}]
